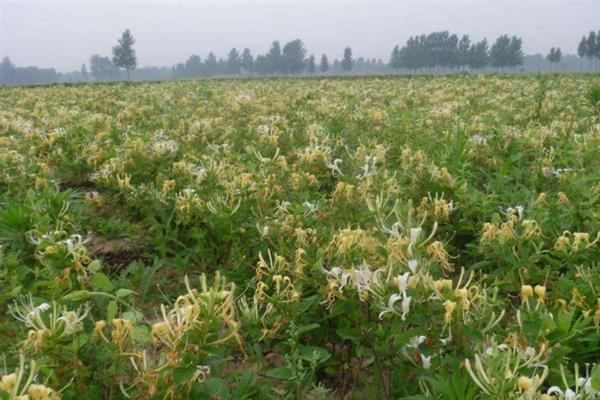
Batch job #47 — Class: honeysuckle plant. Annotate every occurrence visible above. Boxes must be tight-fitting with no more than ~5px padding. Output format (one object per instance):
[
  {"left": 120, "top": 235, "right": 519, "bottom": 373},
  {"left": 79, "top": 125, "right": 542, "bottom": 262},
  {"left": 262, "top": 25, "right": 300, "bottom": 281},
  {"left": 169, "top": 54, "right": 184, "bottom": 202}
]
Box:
[{"left": 0, "top": 77, "right": 599, "bottom": 399}]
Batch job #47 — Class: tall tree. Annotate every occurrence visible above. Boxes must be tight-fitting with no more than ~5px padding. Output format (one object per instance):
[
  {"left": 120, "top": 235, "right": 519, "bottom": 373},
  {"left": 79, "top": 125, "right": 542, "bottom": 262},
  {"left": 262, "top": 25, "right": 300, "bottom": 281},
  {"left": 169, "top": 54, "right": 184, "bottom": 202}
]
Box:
[
  {"left": 80, "top": 63, "right": 88, "bottom": 81},
  {"left": 320, "top": 54, "right": 330, "bottom": 73},
  {"left": 281, "top": 39, "right": 307, "bottom": 74},
  {"left": 468, "top": 39, "right": 489, "bottom": 70},
  {"left": 508, "top": 36, "right": 524, "bottom": 69},
  {"left": 587, "top": 31, "right": 598, "bottom": 70},
  {"left": 389, "top": 45, "right": 401, "bottom": 70},
  {"left": 185, "top": 55, "right": 203, "bottom": 77},
  {"left": 0, "top": 57, "right": 15, "bottom": 85},
  {"left": 112, "top": 29, "right": 137, "bottom": 79},
  {"left": 205, "top": 52, "right": 217, "bottom": 75},
  {"left": 457, "top": 35, "right": 471, "bottom": 70},
  {"left": 267, "top": 41, "right": 282, "bottom": 74},
  {"left": 241, "top": 48, "right": 254, "bottom": 74},
  {"left": 306, "top": 55, "right": 316, "bottom": 74},
  {"left": 490, "top": 35, "right": 511, "bottom": 69},
  {"left": 227, "top": 48, "right": 241, "bottom": 75},
  {"left": 342, "top": 47, "right": 353, "bottom": 72}
]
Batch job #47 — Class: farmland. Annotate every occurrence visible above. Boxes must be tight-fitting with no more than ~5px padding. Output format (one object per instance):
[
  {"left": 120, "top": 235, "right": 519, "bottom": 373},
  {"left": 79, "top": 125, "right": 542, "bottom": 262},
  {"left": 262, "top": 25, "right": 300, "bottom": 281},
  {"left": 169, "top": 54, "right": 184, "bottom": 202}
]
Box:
[{"left": 1, "top": 74, "right": 600, "bottom": 399}]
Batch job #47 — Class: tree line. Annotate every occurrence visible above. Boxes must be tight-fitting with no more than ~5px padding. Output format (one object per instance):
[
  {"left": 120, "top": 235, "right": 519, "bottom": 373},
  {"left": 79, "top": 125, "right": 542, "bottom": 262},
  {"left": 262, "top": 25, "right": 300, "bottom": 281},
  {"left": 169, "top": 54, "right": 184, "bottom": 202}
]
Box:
[{"left": 2, "top": 28, "right": 600, "bottom": 85}]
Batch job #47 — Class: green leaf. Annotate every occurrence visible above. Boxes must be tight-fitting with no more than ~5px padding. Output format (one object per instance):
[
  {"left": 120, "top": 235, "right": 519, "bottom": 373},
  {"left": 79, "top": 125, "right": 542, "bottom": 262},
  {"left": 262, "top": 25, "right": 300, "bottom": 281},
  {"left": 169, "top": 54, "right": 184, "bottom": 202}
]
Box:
[
  {"left": 63, "top": 290, "right": 92, "bottom": 302},
  {"left": 107, "top": 300, "right": 118, "bottom": 321},
  {"left": 266, "top": 367, "right": 295, "bottom": 380},
  {"left": 172, "top": 366, "right": 196, "bottom": 386},
  {"left": 296, "top": 323, "right": 320, "bottom": 335},
  {"left": 88, "top": 259, "right": 102, "bottom": 273},
  {"left": 115, "top": 288, "right": 136, "bottom": 298},
  {"left": 203, "top": 377, "right": 230, "bottom": 398},
  {"left": 591, "top": 365, "right": 600, "bottom": 391},
  {"left": 92, "top": 272, "right": 113, "bottom": 292},
  {"left": 299, "top": 345, "right": 331, "bottom": 363}
]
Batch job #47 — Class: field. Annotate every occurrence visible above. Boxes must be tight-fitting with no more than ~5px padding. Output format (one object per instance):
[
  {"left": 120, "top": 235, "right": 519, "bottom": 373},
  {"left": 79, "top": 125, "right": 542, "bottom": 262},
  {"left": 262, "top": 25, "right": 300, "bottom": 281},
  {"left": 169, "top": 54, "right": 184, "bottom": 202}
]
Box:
[{"left": 1, "top": 74, "right": 600, "bottom": 399}]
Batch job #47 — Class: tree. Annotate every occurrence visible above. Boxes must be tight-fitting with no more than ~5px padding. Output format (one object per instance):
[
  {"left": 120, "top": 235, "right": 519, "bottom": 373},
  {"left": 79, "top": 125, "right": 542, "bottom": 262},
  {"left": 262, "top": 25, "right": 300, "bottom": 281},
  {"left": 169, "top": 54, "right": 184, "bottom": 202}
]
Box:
[
  {"left": 586, "top": 31, "right": 598, "bottom": 70},
  {"left": 389, "top": 45, "right": 401, "bottom": 70},
  {"left": 468, "top": 39, "right": 489, "bottom": 69},
  {"left": 90, "top": 54, "right": 120, "bottom": 80},
  {"left": 306, "top": 55, "right": 316, "bottom": 74},
  {"left": 490, "top": 35, "right": 511, "bottom": 69},
  {"left": 508, "top": 36, "right": 524, "bottom": 69},
  {"left": 112, "top": 29, "right": 137, "bottom": 79},
  {"left": 80, "top": 63, "right": 88, "bottom": 81},
  {"left": 185, "top": 55, "right": 203, "bottom": 77},
  {"left": 546, "top": 47, "right": 562, "bottom": 69},
  {"left": 342, "top": 47, "right": 353, "bottom": 72},
  {"left": 227, "top": 48, "right": 241, "bottom": 75},
  {"left": 1, "top": 57, "right": 15, "bottom": 85},
  {"left": 457, "top": 35, "right": 471, "bottom": 69},
  {"left": 205, "top": 52, "right": 217, "bottom": 75},
  {"left": 241, "top": 48, "right": 253, "bottom": 74},
  {"left": 320, "top": 54, "right": 329, "bottom": 73},
  {"left": 267, "top": 41, "right": 282, "bottom": 74},
  {"left": 281, "top": 39, "right": 307, "bottom": 74}
]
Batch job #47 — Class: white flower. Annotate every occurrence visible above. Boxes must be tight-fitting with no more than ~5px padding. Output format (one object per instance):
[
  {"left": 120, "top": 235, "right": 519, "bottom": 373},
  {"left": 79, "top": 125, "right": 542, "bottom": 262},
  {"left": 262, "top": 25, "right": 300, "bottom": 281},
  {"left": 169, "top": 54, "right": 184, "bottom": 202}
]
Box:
[
  {"left": 407, "top": 259, "right": 418, "bottom": 274},
  {"left": 409, "top": 228, "right": 422, "bottom": 245},
  {"left": 378, "top": 293, "right": 402, "bottom": 319},
  {"left": 396, "top": 272, "right": 410, "bottom": 292},
  {"left": 408, "top": 335, "right": 426, "bottom": 349},
  {"left": 401, "top": 295, "right": 411, "bottom": 320},
  {"left": 325, "top": 158, "right": 343, "bottom": 176},
  {"left": 420, "top": 354, "right": 432, "bottom": 369}
]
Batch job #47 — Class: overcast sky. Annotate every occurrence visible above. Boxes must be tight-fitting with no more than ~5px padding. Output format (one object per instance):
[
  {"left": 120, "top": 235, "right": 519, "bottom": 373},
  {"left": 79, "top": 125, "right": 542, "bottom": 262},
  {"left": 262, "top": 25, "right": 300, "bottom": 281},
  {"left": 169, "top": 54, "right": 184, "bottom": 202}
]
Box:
[{"left": 1, "top": 0, "right": 598, "bottom": 72}]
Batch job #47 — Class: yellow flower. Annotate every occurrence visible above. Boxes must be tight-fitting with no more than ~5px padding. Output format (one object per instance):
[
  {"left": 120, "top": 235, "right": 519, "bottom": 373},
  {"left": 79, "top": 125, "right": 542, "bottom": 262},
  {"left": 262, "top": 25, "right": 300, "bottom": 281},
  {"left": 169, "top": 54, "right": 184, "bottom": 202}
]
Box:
[
  {"left": 521, "top": 285, "right": 533, "bottom": 301},
  {"left": 0, "top": 373, "right": 17, "bottom": 393}
]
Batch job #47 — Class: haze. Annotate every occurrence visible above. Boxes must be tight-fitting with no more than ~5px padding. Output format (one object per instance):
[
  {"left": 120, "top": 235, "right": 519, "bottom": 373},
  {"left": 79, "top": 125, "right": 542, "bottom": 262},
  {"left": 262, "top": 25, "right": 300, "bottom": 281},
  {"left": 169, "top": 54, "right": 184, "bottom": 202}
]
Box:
[{"left": 1, "top": 0, "right": 599, "bottom": 72}]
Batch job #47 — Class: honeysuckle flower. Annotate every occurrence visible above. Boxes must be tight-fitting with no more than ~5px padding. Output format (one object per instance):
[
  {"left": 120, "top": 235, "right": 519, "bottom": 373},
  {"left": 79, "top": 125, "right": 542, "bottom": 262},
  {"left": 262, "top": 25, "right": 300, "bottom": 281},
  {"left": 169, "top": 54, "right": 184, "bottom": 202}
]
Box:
[
  {"left": 325, "top": 158, "right": 343, "bottom": 176},
  {"left": 378, "top": 293, "right": 402, "bottom": 319},
  {"left": 394, "top": 272, "right": 410, "bottom": 292},
  {"left": 407, "top": 259, "right": 418, "bottom": 274},
  {"left": 420, "top": 354, "right": 431, "bottom": 369},
  {"left": 408, "top": 335, "right": 426, "bottom": 349}
]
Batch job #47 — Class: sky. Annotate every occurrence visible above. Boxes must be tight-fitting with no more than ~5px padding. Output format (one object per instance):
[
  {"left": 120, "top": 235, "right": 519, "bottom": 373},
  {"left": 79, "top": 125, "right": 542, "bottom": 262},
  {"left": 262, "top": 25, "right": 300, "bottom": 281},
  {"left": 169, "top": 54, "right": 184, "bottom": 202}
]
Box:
[{"left": 1, "top": 0, "right": 599, "bottom": 72}]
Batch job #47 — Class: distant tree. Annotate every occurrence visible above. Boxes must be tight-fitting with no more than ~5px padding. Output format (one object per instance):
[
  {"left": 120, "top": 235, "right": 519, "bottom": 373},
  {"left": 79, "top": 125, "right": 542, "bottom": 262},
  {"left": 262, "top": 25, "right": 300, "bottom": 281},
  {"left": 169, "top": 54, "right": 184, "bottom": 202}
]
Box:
[
  {"left": 319, "top": 54, "right": 330, "bottom": 73},
  {"left": 457, "top": 35, "right": 471, "bottom": 69},
  {"left": 587, "top": 31, "right": 598, "bottom": 70},
  {"left": 306, "top": 54, "right": 316, "bottom": 74},
  {"left": 508, "top": 36, "right": 524, "bottom": 69},
  {"left": 342, "top": 47, "right": 353, "bottom": 72},
  {"left": 281, "top": 39, "right": 307, "bottom": 74},
  {"left": 80, "top": 63, "right": 88, "bottom": 81},
  {"left": 205, "top": 52, "right": 217, "bottom": 75},
  {"left": 90, "top": 54, "right": 120, "bottom": 80},
  {"left": 546, "top": 47, "right": 562, "bottom": 68},
  {"left": 389, "top": 45, "right": 401, "bottom": 70},
  {"left": 1, "top": 57, "right": 15, "bottom": 85},
  {"left": 217, "top": 57, "right": 227, "bottom": 75},
  {"left": 468, "top": 39, "right": 489, "bottom": 69},
  {"left": 112, "top": 29, "right": 137, "bottom": 79},
  {"left": 254, "top": 54, "right": 269, "bottom": 74},
  {"left": 185, "top": 54, "right": 203, "bottom": 77},
  {"left": 267, "top": 41, "right": 282, "bottom": 74},
  {"left": 227, "top": 48, "right": 241, "bottom": 75},
  {"left": 490, "top": 35, "right": 509, "bottom": 69},
  {"left": 241, "top": 48, "right": 254, "bottom": 74}
]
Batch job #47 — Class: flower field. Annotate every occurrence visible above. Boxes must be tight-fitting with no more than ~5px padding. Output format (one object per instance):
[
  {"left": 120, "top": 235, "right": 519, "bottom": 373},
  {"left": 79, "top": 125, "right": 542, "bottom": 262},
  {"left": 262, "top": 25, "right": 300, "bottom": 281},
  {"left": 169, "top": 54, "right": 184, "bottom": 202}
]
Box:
[{"left": 1, "top": 74, "right": 600, "bottom": 399}]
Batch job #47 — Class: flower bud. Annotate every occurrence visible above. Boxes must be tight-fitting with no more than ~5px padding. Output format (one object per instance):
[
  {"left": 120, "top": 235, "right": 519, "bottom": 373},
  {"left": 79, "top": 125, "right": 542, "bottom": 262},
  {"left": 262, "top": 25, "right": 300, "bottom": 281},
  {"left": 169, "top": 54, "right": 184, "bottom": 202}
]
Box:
[
  {"left": 534, "top": 285, "right": 546, "bottom": 299},
  {"left": 521, "top": 285, "right": 533, "bottom": 300},
  {"left": 517, "top": 376, "right": 533, "bottom": 391}
]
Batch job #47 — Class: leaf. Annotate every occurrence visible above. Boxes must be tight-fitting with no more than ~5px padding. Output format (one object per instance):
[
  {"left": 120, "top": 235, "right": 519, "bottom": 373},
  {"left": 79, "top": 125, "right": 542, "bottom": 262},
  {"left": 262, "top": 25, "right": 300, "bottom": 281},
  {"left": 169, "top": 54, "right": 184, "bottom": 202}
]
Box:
[
  {"left": 203, "top": 377, "right": 230, "bottom": 398},
  {"left": 296, "top": 323, "right": 320, "bottom": 335},
  {"left": 115, "top": 288, "right": 136, "bottom": 298},
  {"left": 107, "top": 300, "right": 118, "bottom": 321},
  {"left": 172, "top": 366, "right": 196, "bottom": 386},
  {"left": 63, "top": 290, "right": 92, "bottom": 302},
  {"left": 266, "top": 367, "right": 295, "bottom": 380},
  {"left": 92, "top": 272, "right": 113, "bottom": 292},
  {"left": 299, "top": 345, "right": 331, "bottom": 363},
  {"left": 591, "top": 365, "right": 600, "bottom": 391}
]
